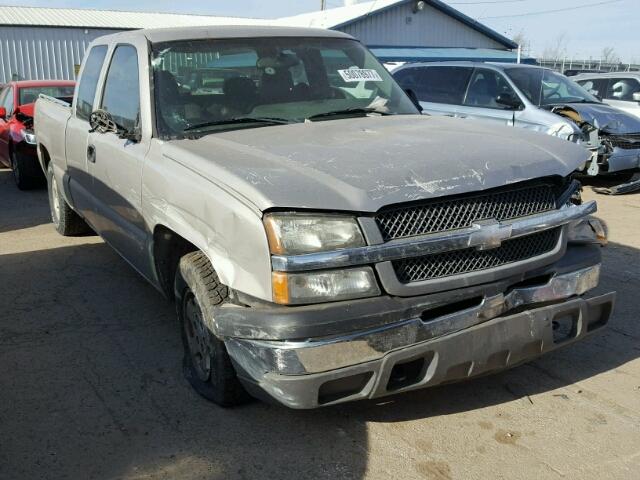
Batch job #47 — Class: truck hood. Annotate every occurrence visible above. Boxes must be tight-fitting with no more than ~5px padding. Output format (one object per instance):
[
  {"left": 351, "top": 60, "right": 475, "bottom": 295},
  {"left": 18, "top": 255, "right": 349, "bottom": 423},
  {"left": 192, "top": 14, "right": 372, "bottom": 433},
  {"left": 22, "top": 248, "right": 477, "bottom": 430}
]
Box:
[
  {"left": 549, "top": 102, "right": 640, "bottom": 134},
  {"left": 162, "top": 115, "right": 588, "bottom": 212}
]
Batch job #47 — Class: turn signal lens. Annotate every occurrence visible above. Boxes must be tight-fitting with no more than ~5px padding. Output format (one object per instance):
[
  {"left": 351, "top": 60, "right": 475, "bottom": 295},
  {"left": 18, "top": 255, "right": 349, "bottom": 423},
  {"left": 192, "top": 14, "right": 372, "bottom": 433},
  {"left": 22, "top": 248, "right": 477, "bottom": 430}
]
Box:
[{"left": 272, "top": 267, "right": 380, "bottom": 305}]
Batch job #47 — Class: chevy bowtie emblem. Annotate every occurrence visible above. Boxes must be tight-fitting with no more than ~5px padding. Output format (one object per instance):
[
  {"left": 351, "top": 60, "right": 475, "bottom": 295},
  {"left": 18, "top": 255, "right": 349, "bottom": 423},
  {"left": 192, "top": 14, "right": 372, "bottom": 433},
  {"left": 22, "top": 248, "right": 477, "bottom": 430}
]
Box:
[{"left": 469, "top": 219, "right": 513, "bottom": 250}]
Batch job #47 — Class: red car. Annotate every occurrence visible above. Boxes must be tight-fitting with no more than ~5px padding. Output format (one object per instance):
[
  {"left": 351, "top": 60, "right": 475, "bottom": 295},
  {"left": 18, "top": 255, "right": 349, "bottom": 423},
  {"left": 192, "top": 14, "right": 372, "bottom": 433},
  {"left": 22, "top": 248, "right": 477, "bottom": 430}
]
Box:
[{"left": 0, "top": 80, "right": 75, "bottom": 189}]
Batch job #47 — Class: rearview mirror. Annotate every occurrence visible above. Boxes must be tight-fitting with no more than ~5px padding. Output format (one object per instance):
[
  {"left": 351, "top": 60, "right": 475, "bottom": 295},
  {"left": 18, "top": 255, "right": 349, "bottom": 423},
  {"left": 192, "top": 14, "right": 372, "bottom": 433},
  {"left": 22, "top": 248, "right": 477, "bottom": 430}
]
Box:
[
  {"left": 404, "top": 89, "right": 423, "bottom": 113},
  {"left": 633, "top": 92, "right": 640, "bottom": 103},
  {"left": 0, "top": 106, "right": 6, "bottom": 119},
  {"left": 496, "top": 93, "right": 523, "bottom": 110}
]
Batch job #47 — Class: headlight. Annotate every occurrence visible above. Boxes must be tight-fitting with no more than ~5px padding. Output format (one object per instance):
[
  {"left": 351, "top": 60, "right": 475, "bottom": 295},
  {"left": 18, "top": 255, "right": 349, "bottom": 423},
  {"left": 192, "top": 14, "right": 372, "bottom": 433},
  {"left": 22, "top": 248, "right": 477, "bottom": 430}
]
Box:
[
  {"left": 546, "top": 123, "right": 578, "bottom": 142},
  {"left": 272, "top": 267, "right": 380, "bottom": 305},
  {"left": 567, "top": 218, "right": 607, "bottom": 246},
  {"left": 20, "top": 129, "right": 36, "bottom": 145},
  {"left": 264, "top": 213, "right": 365, "bottom": 255}
]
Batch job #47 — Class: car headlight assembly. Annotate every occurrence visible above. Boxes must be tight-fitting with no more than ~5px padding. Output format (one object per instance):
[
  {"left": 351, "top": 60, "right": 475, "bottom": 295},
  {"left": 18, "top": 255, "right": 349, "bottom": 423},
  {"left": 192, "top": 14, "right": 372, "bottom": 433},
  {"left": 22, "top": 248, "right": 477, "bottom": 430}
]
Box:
[
  {"left": 21, "top": 128, "right": 37, "bottom": 145},
  {"left": 567, "top": 218, "right": 607, "bottom": 246},
  {"left": 272, "top": 267, "right": 380, "bottom": 305},
  {"left": 547, "top": 122, "right": 579, "bottom": 142},
  {"left": 264, "top": 213, "right": 366, "bottom": 255}
]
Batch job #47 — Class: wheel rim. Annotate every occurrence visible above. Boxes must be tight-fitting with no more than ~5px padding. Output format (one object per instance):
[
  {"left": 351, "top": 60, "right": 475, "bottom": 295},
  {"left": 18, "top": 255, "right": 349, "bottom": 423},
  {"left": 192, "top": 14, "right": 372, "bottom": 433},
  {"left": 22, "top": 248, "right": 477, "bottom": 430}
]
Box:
[
  {"left": 11, "top": 152, "right": 19, "bottom": 185},
  {"left": 50, "top": 173, "right": 61, "bottom": 226},
  {"left": 182, "top": 291, "right": 212, "bottom": 382}
]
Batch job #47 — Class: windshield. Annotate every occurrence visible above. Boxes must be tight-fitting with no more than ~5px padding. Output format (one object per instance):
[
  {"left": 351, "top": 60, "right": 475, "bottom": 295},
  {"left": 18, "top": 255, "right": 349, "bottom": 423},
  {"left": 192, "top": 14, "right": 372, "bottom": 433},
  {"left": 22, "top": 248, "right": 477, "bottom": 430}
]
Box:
[
  {"left": 151, "top": 37, "right": 417, "bottom": 138},
  {"left": 19, "top": 85, "right": 75, "bottom": 106},
  {"left": 505, "top": 67, "right": 600, "bottom": 106}
]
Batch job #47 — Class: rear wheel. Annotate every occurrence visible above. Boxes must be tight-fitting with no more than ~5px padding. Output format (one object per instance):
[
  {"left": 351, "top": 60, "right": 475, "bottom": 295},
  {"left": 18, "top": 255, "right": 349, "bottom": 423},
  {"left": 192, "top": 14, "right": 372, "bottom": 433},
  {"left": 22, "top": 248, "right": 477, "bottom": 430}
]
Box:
[
  {"left": 46, "top": 162, "right": 91, "bottom": 236},
  {"left": 175, "top": 251, "right": 250, "bottom": 407}
]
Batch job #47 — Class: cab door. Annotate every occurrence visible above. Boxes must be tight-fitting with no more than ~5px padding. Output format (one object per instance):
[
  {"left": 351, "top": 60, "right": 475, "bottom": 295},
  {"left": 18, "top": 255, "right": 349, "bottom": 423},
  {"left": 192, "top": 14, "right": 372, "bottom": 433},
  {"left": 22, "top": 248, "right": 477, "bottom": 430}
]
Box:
[
  {"left": 65, "top": 44, "right": 108, "bottom": 222},
  {"left": 604, "top": 77, "right": 640, "bottom": 117},
  {"left": 87, "top": 43, "right": 152, "bottom": 279}
]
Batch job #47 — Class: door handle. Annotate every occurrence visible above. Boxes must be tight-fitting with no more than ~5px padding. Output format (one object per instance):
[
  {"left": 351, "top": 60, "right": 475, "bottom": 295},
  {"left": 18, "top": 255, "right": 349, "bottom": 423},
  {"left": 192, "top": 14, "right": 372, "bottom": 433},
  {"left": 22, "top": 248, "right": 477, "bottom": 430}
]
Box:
[{"left": 87, "top": 145, "right": 96, "bottom": 163}]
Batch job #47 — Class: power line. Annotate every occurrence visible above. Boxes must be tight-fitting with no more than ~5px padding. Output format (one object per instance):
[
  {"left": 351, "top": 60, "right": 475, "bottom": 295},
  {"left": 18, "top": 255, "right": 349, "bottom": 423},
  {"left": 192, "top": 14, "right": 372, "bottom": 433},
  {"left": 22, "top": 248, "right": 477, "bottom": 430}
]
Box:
[{"left": 480, "top": 0, "right": 623, "bottom": 19}]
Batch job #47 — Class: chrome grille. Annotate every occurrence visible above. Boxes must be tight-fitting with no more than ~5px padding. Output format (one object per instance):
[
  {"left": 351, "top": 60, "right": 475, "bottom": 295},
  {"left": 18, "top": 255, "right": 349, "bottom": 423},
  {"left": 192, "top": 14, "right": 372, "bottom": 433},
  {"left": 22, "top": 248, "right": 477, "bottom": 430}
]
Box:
[
  {"left": 393, "top": 228, "right": 561, "bottom": 283},
  {"left": 376, "top": 183, "right": 557, "bottom": 241}
]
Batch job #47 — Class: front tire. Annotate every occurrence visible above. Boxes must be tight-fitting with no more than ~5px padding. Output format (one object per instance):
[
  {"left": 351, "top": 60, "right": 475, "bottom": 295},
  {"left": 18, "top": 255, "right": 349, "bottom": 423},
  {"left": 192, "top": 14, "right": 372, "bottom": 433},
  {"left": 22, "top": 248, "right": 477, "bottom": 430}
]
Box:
[
  {"left": 46, "top": 162, "right": 91, "bottom": 236},
  {"left": 11, "top": 149, "right": 43, "bottom": 190},
  {"left": 175, "top": 251, "right": 250, "bottom": 407}
]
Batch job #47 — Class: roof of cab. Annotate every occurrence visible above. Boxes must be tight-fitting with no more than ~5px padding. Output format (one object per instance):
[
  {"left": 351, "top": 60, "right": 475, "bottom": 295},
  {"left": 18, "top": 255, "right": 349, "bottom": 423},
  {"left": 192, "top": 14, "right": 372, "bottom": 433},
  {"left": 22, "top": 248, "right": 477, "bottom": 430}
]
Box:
[
  {"left": 92, "top": 25, "right": 354, "bottom": 45},
  {"left": 393, "top": 61, "right": 546, "bottom": 72}
]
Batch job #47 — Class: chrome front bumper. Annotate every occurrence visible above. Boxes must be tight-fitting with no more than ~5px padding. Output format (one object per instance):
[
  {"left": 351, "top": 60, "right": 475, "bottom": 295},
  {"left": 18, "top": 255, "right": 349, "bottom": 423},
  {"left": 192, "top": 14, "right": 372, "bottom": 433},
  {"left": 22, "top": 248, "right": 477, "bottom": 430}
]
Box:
[{"left": 226, "top": 265, "right": 615, "bottom": 408}]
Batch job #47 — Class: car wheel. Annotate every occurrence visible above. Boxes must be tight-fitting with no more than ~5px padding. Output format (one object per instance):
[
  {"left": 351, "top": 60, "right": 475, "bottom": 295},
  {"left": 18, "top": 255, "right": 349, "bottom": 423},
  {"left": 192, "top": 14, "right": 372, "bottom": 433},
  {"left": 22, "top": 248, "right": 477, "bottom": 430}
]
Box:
[
  {"left": 11, "top": 149, "right": 38, "bottom": 190},
  {"left": 46, "top": 162, "right": 91, "bottom": 236},
  {"left": 174, "top": 251, "right": 250, "bottom": 407}
]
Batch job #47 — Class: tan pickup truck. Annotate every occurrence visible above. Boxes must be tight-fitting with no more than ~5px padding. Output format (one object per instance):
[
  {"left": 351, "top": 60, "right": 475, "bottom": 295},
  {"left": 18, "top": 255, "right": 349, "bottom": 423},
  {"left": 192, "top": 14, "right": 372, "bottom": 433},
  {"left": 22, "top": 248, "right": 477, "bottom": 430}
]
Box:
[{"left": 34, "top": 26, "right": 614, "bottom": 409}]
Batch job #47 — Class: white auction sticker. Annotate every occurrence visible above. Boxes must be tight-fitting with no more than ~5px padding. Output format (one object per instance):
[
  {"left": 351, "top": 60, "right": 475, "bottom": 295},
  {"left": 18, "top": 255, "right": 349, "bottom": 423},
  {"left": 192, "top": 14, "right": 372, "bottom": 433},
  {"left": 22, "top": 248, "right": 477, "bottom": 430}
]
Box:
[{"left": 338, "top": 68, "right": 383, "bottom": 82}]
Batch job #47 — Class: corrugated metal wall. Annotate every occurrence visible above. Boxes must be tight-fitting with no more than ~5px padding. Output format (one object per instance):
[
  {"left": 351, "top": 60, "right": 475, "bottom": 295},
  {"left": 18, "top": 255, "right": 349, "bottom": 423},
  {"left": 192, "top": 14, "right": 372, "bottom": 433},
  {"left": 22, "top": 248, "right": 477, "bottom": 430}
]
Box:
[
  {"left": 0, "top": 26, "right": 119, "bottom": 83},
  {"left": 338, "top": 2, "right": 505, "bottom": 49}
]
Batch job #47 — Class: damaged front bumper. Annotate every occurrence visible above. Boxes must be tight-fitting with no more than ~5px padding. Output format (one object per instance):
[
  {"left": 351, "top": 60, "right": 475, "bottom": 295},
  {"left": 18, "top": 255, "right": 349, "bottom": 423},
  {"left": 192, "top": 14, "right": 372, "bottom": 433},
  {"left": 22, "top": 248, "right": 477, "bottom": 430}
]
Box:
[{"left": 221, "top": 261, "right": 615, "bottom": 408}]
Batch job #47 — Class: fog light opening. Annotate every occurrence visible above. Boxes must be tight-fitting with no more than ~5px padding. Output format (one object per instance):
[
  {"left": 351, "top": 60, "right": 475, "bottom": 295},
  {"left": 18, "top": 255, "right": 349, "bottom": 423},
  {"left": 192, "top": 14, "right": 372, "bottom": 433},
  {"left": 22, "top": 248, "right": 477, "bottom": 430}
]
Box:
[{"left": 387, "top": 357, "right": 427, "bottom": 391}]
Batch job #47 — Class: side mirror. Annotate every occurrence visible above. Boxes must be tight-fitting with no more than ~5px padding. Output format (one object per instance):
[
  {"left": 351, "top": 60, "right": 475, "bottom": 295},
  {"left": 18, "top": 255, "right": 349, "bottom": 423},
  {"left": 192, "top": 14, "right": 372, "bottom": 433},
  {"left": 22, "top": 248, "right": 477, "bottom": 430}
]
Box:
[
  {"left": 0, "top": 106, "right": 6, "bottom": 119},
  {"left": 89, "top": 109, "right": 118, "bottom": 134},
  {"left": 633, "top": 92, "right": 640, "bottom": 103},
  {"left": 404, "top": 89, "right": 423, "bottom": 113},
  {"left": 89, "top": 109, "right": 140, "bottom": 142},
  {"left": 496, "top": 93, "right": 523, "bottom": 110}
]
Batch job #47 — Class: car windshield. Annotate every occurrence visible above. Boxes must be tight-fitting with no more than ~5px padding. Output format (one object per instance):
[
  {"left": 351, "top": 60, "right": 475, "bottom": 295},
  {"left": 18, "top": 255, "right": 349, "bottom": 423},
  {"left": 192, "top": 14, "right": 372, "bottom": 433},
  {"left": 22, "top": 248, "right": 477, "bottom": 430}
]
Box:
[
  {"left": 19, "top": 86, "right": 74, "bottom": 105},
  {"left": 505, "top": 67, "right": 600, "bottom": 106},
  {"left": 151, "top": 37, "right": 417, "bottom": 138}
]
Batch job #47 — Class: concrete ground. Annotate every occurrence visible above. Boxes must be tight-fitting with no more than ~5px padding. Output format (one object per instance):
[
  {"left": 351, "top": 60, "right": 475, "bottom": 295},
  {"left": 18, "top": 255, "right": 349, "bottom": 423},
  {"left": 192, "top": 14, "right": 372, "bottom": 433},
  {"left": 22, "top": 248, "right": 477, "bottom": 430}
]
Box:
[{"left": 1, "top": 167, "right": 639, "bottom": 480}]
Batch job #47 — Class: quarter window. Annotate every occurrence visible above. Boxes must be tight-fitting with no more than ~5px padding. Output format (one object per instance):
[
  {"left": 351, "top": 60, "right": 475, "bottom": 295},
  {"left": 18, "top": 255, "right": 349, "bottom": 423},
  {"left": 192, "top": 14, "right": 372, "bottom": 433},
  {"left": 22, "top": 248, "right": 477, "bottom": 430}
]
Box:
[
  {"left": 101, "top": 45, "right": 140, "bottom": 132},
  {"left": 76, "top": 45, "right": 108, "bottom": 121}
]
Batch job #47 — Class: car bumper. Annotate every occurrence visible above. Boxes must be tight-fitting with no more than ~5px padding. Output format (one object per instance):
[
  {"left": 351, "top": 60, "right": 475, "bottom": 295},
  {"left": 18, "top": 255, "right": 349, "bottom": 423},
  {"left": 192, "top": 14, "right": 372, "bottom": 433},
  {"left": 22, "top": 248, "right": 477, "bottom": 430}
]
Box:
[
  {"left": 223, "top": 262, "right": 615, "bottom": 408},
  {"left": 605, "top": 147, "right": 640, "bottom": 173}
]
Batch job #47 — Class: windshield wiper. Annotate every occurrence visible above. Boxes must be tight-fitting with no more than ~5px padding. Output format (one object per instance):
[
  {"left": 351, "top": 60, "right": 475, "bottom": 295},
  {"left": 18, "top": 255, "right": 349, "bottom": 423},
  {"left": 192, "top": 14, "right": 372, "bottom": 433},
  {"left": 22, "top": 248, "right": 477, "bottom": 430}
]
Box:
[
  {"left": 184, "top": 116, "right": 293, "bottom": 132},
  {"left": 307, "top": 107, "right": 392, "bottom": 121}
]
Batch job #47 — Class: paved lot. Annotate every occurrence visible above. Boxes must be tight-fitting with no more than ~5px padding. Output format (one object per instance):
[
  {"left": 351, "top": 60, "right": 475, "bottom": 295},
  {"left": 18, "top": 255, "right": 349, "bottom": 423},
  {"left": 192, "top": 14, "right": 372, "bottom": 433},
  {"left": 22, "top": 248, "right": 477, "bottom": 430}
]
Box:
[{"left": 1, "top": 167, "right": 639, "bottom": 480}]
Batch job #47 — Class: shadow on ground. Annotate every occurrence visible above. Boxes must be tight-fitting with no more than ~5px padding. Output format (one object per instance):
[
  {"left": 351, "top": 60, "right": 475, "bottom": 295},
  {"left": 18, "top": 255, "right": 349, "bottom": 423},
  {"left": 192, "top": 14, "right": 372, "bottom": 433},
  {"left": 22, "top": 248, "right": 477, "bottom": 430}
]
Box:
[
  {"left": 1, "top": 231, "right": 638, "bottom": 479},
  {"left": 0, "top": 169, "right": 50, "bottom": 233}
]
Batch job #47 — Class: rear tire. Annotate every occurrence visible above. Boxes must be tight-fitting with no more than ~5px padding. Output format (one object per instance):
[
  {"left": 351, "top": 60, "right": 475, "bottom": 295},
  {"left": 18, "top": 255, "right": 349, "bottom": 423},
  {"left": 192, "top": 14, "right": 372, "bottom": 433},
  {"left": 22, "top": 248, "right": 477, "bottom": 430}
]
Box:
[
  {"left": 11, "top": 149, "right": 43, "bottom": 190},
  {"left": 175, "top": 251, "right": 250, "bottom": 407},
  {"left": 46, "top": 162, "right": 91, "bottom": 236}
]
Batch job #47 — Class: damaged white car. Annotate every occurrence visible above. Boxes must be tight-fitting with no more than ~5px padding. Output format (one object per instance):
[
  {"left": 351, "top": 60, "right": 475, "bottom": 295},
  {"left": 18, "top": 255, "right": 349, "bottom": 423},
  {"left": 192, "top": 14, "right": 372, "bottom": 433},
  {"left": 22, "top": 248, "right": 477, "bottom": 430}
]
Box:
[{"left": 393, "top": 62, "right": 640, "bottom": 192}]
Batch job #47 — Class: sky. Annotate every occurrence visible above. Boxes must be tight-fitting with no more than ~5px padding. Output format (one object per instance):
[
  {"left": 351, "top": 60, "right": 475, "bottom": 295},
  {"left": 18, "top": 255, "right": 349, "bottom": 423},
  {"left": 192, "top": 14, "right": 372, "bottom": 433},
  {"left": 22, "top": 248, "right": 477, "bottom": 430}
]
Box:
[{"left": 1, "top": 0, "right": 637, "bottom": 62}]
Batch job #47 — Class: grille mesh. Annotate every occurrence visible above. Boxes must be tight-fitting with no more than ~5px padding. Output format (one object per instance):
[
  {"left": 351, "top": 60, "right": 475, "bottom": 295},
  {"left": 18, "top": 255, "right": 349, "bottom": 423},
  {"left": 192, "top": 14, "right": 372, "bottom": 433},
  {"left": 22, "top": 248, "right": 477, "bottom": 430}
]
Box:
[
  {"left": 376, "top": 183, "right": 557, "bottom": 241},
  {"left": 393, "top": 228, "right": 561, "bottom": 283},
  {"left": 606, "top": 134, "right": 640, "bottom": 150}
]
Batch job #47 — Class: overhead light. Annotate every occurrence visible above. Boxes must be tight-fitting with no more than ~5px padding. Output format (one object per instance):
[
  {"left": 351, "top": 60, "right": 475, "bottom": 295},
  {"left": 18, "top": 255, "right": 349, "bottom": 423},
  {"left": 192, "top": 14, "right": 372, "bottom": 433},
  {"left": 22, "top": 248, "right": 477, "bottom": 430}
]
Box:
[{"left": 413, "top": 0, "right": 426, "bottom": 13}]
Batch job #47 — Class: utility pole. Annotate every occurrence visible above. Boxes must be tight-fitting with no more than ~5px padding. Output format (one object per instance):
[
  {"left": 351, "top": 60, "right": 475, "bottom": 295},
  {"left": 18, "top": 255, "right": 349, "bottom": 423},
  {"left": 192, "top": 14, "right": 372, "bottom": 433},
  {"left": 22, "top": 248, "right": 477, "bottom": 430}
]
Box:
[{"left": 321, "top": 0, "right": 326, "bottom": 10}]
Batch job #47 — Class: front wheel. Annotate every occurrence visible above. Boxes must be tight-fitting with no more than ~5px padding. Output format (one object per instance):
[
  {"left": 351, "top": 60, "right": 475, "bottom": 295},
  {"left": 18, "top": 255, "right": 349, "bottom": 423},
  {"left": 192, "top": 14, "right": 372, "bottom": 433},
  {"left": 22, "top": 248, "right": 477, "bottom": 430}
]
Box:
[
  {"left": 46, "top": 162, "right": 91, "bottom": 236},
  {"left": 11, "top": 149, "right": 43, "bottom": 190},
  {"left": 175, "top": 251, "right": 250, "bottom": 407}
]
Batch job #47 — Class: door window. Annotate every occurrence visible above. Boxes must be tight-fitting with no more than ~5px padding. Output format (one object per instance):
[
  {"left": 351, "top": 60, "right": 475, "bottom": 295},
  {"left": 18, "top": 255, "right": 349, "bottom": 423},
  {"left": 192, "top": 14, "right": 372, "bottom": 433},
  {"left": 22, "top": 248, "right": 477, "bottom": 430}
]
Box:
[
  {"left": 395, "top": 66, "right": 472, "bottom": 105},
  {"left": 576, "top": 78, "right": 607, "bottom": 98},
  {"left": 100, "top": 45, "right": 140, "bottom": 132},
  {"left": 605, "top": 78, "right": 640, "bottom": 101},
  {"left": 76, "top": 45, "right": 108, "bottom": 121},
  {"left": 464, "top": 69, "right": 518, "bottom": 109}
]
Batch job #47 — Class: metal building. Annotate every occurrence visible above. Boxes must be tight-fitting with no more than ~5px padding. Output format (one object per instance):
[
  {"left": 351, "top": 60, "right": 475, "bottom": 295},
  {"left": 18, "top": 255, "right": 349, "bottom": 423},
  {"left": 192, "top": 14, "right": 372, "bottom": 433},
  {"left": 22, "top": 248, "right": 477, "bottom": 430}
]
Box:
[
  {"left": 0, "top": 6, "right": 267, "bottom": 83},
  {"left": 281, "top": 0, "right": 516, "bottom": 50},
  {"left": 0, "top": 1, "right": 516, "bottom": 83}
]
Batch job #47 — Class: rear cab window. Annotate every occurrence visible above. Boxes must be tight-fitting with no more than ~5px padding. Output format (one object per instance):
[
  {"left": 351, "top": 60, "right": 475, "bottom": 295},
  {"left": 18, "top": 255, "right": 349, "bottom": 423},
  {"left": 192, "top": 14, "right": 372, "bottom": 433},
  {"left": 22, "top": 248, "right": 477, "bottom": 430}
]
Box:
[{"left": 75, "top": 45, "right": 108, "bottom": 121}]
